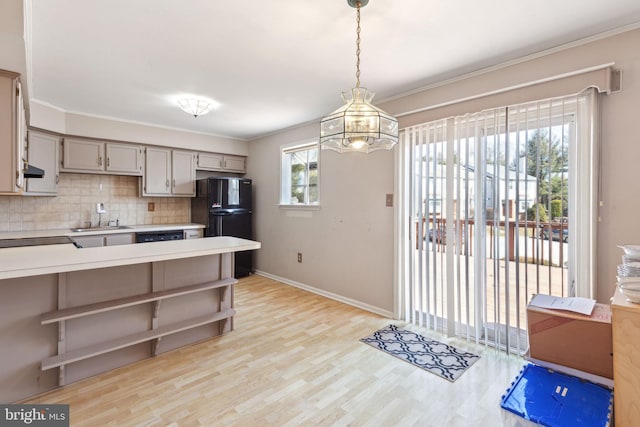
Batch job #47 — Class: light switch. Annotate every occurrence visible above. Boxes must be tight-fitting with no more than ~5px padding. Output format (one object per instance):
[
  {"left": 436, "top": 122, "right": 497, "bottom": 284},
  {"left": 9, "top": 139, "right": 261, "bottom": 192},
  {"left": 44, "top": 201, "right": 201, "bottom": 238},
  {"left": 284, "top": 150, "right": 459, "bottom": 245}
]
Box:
[{"left": 385, "top": 194, "right": 393, "bottom": 207}]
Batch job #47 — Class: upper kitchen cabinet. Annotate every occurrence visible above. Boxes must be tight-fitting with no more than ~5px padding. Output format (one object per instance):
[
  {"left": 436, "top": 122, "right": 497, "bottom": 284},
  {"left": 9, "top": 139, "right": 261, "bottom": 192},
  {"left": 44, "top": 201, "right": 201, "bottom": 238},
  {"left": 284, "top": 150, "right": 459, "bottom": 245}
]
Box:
[
  {"left": 60, "top": 138, "right": 103, "bottom": 172},
  {"left": 105, "top": 143, "right": 143, "bottom": 174},
  {"left": 143, "top": 147, "right": 195, "bottom": 197},
  {"left": 61, "top": 138, "right": 143, "bottom": 175},
  {"left": 197, "top": 152, "right": 246, "bottom": 173},
  {"left": 172, "top": 150, "right": 197, "bottom": 195},
  {"left": 25, "top": 130, "right": 59, "bottom": 195},
  {"left": 0, "top": 70, "right": 26, "bottom": 195}
]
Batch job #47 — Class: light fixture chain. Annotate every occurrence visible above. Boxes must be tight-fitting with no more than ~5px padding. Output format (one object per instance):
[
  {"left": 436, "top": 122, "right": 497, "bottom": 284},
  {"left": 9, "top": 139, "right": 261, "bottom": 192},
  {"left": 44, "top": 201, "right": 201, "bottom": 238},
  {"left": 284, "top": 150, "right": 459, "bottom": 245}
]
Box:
[{"left": 355, "top": 2, "right": 361, "bottom": 88}]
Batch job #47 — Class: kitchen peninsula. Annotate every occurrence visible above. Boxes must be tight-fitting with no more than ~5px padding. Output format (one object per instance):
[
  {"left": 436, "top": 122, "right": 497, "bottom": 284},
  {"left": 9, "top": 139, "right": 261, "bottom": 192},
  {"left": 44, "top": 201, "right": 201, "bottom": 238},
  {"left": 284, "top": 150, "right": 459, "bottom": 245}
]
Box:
[{"left": 0, "top": 236, "right": 260, "bottom": 403}]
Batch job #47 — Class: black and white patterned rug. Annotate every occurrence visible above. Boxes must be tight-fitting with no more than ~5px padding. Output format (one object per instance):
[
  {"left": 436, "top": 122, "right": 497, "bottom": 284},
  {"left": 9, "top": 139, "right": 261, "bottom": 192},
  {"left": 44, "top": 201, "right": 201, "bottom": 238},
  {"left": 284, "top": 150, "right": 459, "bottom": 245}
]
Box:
[{"left": 360, "top": 324, "right": 480, "bottom": 382}]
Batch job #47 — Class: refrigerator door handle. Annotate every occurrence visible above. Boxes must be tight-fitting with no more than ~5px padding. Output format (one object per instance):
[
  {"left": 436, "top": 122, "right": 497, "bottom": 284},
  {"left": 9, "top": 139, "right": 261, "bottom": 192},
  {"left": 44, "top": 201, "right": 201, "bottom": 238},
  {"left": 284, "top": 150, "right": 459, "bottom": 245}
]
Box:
[{"left": 215, "top": 216, "right": 223, "bottom": 236}]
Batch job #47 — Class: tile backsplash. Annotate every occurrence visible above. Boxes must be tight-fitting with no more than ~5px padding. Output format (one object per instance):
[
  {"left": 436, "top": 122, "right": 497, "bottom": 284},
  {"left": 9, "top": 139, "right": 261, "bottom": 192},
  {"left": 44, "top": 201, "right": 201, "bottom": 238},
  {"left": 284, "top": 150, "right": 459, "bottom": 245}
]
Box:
[{"left": 0, "top": 173, "right": 190, "bottom": 232}]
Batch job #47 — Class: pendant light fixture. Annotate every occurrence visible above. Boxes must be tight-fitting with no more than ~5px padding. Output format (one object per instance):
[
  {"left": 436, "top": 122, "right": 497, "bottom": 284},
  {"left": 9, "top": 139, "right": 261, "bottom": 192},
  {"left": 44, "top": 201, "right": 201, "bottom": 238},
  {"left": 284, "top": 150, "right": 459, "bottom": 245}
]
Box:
[{"left": 320, "top": 0, "right": 398, "bottom": 153}]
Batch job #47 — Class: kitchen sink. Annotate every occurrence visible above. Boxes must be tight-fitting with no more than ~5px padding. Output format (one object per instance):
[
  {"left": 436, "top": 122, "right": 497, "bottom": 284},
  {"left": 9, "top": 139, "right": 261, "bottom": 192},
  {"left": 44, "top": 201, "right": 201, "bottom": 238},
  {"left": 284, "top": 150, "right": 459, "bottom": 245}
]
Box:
[{"left": 69, "top": 226, "right": 131, "bottom": 232}]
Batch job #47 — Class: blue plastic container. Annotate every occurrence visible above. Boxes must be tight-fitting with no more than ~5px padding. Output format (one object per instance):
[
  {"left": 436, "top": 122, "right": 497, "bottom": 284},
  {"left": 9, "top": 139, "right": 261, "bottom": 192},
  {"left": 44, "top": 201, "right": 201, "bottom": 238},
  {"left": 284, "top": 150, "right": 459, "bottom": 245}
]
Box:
[{"left": 500, "top": 364, "right": 613, "bottom": 427}]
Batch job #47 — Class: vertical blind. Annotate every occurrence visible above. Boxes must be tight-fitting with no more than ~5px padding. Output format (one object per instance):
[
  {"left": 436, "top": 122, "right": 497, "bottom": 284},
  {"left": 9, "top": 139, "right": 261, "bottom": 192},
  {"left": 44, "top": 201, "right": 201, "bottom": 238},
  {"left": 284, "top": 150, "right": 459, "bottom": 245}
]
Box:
[{"left": 395, "top": 89, "right": 599, "bottom": 354}]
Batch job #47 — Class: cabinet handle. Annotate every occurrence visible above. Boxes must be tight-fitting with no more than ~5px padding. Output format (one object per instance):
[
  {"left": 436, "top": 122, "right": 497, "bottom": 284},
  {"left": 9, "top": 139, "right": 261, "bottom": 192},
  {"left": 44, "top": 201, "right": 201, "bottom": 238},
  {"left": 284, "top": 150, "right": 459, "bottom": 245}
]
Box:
[
  {"left": 166, "top": 179, "right": 170, "bottom": 189},
  {"left": 172, "top": 179, "right": 176, "bottom": 188},
  {"left": 98, "top": 156, "right": 103, "bottom": 167},
  {"left": 106, "top": 157, "right": 110, "bottom": 168},
  {"left": 56, "top": 175, "right": 59, "bottom": 184}
]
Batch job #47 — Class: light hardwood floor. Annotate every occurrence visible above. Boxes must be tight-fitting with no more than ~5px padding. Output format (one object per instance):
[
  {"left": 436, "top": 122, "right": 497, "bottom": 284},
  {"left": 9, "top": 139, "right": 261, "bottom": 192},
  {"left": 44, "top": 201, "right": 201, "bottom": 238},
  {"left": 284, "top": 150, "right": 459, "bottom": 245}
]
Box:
[{"left": 23, "top": 275, "right": 525, "bottom": 426}]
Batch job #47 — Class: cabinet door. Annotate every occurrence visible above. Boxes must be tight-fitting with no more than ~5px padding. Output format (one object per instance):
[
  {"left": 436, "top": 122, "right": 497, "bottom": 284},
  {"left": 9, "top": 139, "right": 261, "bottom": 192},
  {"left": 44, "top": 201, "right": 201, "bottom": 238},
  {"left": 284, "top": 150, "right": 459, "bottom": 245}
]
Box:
[
  {"left": 0, "top": 71, "right": 22, "bottom": 194},
  {"left": 106, "top": 143, "right": 142, "bottom": 175},
  {"left": 144, "top": 147, "right": 171, "bottom": 195},
  {"left": 197, "top": 152, "right": 223, "bottom": 171},
  {"left": 184, "top": 229, "right": 203, "bottom": 239},
  {"left": 25, "top": 131, "right": 59, "bottom": 195},
  {"left": 16, "top": 82, "right": 26, "bottom": 191},
  {"left": 105, "top": 233, "right": 134, "bottom": 246},
  {"left": 223, "top": 155, "right": 246, "bottom": 173},
  {"left": 62, "top": 138, "right": 104, "bottom": 171},
  {"left": 71, "top": 235, "right": 105, "bottom": 248},
  {"left": 172, "top": 150, "right": 196, "bottom": 196}
]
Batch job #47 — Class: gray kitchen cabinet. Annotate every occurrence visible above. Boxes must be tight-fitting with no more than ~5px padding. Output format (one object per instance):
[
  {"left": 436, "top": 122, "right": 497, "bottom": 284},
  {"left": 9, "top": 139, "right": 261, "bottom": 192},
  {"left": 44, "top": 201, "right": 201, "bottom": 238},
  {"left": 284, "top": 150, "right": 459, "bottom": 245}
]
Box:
[
  {"left": 144, "top": 147, "right": 171, "bottom": 195},
  {"left": 106, "top": 143, "right": 143, "bottom": 175},
  {"left": 61, "top": 138, "right": 142, "bottom": 175},
  {"left": 184, "top": 229, "right": 203, "bottom": 239},
  {"left": 71, "top": 233, "right": 134, "bottom": 248},
  {"left": 172, "top": 150, "right": 196, "bottom": 195},
  {"left": 104, "top": 233, "right": 135, "bottom": 246},
  {"left": 222, "top": 155, "right": 246, "bottom": 172},
  {"left": 25, "top": 130, "right": 60, "bottom": 195},
  {"left": 71, "top": 235, "right": 104, "bottom": 248},
  {"left": 61, "top": 138, "right": 104, "bottom": 172},
  {"left": 143, "top": 147, "right": 195, "bottom": 197},
  {"left": 0, "top": 70, "right": 26, "bottom": 195},
  {"left": 196, "top": 152, "right": 246, "bottom": 173},
  {"left": 196, "top": 152, "right": 223, "bottom": 170}
]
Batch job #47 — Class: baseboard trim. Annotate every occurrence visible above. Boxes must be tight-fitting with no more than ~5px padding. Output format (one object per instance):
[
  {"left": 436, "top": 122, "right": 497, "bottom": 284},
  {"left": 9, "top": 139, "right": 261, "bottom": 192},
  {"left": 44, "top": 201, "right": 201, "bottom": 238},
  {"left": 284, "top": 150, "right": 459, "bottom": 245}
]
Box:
[{"left": 254, "top": 270, "right": 394, "bottom": 319}]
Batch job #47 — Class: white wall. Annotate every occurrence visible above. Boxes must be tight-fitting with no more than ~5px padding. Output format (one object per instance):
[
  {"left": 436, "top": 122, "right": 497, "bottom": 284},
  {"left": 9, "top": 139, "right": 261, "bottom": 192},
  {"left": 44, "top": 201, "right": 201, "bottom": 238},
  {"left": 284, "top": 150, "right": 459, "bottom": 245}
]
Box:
[
  {"left": 247, "top": 122, "right": 395, "bottom": 315},
  {"left": 248, "top": 27, "right": 640, "bottom": 308},
  {"left": 0, "top": 0, "right": 28, "bottom": 98}
]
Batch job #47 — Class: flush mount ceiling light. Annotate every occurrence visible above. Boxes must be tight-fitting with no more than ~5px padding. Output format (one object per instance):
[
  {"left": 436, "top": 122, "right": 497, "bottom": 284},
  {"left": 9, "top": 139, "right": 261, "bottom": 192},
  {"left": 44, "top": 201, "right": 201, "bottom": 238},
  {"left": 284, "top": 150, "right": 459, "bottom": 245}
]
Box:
[
  {"left": 177, "top": 98, "right": 214, "bottom": 118},
  {"left": 320, "top": 0, "right": 398, "bottom": 153}
]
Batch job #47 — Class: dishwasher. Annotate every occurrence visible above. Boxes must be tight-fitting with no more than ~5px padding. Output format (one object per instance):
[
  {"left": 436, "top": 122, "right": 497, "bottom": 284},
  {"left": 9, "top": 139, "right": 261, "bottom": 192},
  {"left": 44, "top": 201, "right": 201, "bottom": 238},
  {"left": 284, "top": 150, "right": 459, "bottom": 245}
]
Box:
[{"left": 135, "top": 230, "right": 184, "bottom": 243}]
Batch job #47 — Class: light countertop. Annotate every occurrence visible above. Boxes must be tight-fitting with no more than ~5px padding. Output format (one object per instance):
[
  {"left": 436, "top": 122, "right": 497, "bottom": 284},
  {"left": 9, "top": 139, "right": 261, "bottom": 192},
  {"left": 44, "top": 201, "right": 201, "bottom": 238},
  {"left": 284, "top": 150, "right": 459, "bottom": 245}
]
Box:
[
  {"left": 0, "top": 236, "right": 260, "bottom": 280},
  {"left": 0, "top": 223, "right": 205, "bottom": 240}
]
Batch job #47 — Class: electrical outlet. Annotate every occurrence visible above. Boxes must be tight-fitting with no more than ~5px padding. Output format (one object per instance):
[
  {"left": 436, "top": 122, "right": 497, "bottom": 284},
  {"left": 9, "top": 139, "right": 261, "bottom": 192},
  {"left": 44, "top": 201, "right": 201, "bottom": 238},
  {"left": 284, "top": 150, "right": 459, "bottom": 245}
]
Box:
[
  {"left": 386, "top": 193, "right": 393, "bottom": 207},
  {"left": 148, "top": 202, "right": 155, "bottom": 212},
  {"left": 297, "top": 252, "right": 302, "bottom": 263}
]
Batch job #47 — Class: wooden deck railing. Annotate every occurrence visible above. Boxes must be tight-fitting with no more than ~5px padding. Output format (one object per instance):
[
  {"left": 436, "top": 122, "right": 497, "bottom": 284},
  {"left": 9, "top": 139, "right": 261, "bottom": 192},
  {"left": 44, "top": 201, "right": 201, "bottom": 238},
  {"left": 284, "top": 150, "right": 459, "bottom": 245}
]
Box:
[{"left": 415, "top": 216, "right": 568, "bottom": 267}]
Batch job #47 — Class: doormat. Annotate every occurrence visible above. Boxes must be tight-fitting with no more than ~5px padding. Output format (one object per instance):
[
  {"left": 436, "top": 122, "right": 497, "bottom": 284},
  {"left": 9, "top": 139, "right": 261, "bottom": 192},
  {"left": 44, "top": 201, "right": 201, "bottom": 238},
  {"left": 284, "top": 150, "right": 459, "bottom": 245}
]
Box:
[{"left": 360, "top": 324, "right": 480, "bottom": 382}]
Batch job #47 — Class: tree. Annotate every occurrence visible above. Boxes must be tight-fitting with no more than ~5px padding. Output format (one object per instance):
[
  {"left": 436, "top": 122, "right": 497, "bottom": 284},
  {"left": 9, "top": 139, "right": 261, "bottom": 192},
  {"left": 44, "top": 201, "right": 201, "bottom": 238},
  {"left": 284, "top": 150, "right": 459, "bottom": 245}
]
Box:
[
  {"left": 290, "top": 163, "right": 305, "bottom": 203},
  {"left": 518, "top": 130, "right": 568, "bottom": 208},
  {"left": 526, "top": 203, "right": 548, "bottom": 222}
]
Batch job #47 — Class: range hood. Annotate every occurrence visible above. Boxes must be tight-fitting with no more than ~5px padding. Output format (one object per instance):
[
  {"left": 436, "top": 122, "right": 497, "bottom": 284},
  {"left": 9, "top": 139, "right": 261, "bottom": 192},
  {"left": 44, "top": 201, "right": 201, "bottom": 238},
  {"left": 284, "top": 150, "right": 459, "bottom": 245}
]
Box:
[{"left": 24, "top": 164, "right": 45, "bottom": 179}]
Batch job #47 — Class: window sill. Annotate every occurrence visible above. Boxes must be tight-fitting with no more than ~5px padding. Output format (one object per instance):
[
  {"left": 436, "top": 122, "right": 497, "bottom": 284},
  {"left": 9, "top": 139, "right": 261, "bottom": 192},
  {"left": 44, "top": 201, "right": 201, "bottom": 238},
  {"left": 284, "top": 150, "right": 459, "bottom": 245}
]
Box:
[{"left": 278, "top": 204, "right": 321, "bottom": 211}]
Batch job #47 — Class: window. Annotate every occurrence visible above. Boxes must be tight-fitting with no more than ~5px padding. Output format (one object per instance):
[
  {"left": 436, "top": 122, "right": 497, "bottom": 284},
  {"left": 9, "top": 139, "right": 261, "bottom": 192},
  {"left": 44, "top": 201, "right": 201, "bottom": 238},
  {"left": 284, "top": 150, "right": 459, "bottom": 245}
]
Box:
[{"left": 280, "top": 141, "right": 319, "bottom": 206}]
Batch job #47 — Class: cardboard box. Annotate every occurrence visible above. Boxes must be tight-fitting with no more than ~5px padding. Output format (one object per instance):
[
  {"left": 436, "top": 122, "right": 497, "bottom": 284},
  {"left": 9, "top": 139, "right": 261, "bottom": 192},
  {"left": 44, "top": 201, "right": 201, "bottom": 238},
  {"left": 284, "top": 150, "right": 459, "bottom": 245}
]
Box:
[{"left": 527, "top": 298, "right": 613, "bottom": 379}]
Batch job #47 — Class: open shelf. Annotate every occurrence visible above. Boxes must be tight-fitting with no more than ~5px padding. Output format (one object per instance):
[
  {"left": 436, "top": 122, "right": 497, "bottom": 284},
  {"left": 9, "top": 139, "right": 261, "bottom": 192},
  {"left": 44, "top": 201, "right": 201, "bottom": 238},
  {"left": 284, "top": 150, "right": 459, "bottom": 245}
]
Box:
[
  {"left": 41, "top": 277, "right": 237, "bottom": 324},
  {"left": 42, "top": 308, "right": 235, "bottom": 370}
]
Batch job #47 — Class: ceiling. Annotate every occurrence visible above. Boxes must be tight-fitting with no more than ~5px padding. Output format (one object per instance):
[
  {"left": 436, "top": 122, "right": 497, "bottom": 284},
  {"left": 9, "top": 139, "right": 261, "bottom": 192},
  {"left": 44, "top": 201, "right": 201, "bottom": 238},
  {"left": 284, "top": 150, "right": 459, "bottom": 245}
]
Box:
[{"left": 30, "top": 0, "right": 640, "bottom": 141}]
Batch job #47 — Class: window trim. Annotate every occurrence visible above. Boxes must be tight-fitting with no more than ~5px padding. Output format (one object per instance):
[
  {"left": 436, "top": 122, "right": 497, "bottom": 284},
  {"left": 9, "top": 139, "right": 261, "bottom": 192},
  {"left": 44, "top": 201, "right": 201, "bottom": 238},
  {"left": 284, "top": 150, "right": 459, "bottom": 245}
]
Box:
[{"left": 279, "top": 139, "right": 320, "bottom": 208}]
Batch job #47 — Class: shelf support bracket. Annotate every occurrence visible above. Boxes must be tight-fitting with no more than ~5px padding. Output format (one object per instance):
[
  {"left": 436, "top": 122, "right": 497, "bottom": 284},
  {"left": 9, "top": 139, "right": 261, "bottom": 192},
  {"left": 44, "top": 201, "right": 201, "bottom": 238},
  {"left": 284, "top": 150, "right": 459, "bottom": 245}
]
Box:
[{"left": 57, "top": 273, "right": 67, "bottom": 386}]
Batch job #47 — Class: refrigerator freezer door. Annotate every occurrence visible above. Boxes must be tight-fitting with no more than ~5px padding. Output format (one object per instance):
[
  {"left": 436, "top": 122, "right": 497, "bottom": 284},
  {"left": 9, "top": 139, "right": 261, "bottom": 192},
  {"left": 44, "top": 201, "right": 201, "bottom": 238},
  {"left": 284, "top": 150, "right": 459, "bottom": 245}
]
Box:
[
  {"left": 205, "top": 211, "right": 253, "bottom": 278},
  {"left": 208, "top": 212, "right": 252, "bottom": 240}
]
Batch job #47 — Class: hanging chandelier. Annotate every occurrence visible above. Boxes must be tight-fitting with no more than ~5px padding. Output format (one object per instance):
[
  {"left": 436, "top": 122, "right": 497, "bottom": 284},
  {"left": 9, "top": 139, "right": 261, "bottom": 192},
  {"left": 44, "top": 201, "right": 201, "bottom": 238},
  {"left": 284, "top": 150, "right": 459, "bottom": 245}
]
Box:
[{"left": 320, "top": 0, "right": 398, "bottom": 153}]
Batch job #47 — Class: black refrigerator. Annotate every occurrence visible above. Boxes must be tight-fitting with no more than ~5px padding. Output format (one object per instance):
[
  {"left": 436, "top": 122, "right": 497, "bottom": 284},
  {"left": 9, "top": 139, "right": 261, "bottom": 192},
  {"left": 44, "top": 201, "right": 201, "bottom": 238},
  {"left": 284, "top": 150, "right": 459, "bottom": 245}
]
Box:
[{"left": 191, "top": 177, "right": 253, "bottom": 277}]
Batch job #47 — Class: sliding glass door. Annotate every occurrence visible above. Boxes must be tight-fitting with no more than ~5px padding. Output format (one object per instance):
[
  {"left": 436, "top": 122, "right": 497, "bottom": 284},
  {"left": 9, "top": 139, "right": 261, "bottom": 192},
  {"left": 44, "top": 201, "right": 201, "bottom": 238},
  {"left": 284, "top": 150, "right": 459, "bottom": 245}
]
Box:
[{"left": 396, "top": 90, "right": 599, "bottom": 354}]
